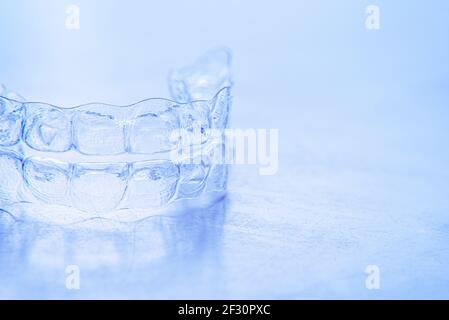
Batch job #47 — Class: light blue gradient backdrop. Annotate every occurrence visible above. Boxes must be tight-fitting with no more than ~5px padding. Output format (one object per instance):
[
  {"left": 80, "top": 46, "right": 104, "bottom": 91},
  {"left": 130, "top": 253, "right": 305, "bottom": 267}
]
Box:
[{"left": 1, "top": 0, "right": 449, "bottom": 299}]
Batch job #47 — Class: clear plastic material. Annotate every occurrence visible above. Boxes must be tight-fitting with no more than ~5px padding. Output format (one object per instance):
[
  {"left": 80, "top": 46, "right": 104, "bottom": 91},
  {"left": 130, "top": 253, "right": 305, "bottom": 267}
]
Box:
[{"left": 0, "top": 49, "right": 232, "bottom": 224}]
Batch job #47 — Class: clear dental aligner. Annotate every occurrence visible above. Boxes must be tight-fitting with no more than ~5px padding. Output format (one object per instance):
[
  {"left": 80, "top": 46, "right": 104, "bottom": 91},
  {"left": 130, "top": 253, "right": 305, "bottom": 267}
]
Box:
[{"left": 0, "top": 49, "right": 232, "bottom": 224}]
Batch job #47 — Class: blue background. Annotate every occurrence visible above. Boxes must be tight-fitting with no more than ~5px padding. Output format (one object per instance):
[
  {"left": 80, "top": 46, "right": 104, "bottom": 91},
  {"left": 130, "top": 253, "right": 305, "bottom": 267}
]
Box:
[{"left": 1, "top": 0, "right": 449, "bottom": 298}]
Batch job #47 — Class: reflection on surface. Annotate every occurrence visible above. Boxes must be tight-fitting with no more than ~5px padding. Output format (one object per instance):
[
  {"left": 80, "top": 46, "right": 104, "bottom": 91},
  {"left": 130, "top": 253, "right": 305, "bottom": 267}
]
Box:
[{"left": 0, "top": 198, "right": 228, "bottom": 299}]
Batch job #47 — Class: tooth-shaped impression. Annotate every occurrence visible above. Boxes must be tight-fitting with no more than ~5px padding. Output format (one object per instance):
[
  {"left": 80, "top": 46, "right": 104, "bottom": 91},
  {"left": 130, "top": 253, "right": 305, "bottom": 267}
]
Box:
[
  {"left": 23, "top": 157, "right": 71, "bottom": 204},
  {"left": 202, "top": 142, "right": 228, "bottom": 193},
  {"left": 210, "top": 87, "right": 231, "bottom": 130},
  {"left": 177, "top": 157, "right": 210, "bottom": 199},
  {"left": 125, "top": 160, "right": 179, "bottom": 208},
  {"left": 178, "top": 101, "right": 210, "bottom": 146},
  {"left": 0, "top": 97, "right": 24, "bottom": 146},
  {"left": 169, "top": 48, "right": 232, "bottom": 102},
  {"left": 0, "top": 152, "right": 22, "bottom": 204},
  {"left": 23, "top": 104, "right": 72, "bottom": 152},
  {"left": 128, "top": 100, "right": 179, "bottom": 154},
  {"left": 70, "top": 162, "right": 127, "bottom": 213},
  {"left": 73, "top": 106, "right": 125, "bottom": 155}
]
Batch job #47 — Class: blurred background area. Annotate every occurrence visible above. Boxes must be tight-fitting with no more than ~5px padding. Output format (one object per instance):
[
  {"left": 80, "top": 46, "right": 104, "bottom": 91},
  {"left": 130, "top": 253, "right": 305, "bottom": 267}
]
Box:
[{"left": 1, "top": 0, "right": 449, "bottom": 299}]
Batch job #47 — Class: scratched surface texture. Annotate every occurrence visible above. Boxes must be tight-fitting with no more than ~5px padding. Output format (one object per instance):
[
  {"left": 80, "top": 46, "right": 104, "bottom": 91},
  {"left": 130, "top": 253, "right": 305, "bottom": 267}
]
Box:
[{"left": 1, "top": 0, "right": 449, "bottom": 299}]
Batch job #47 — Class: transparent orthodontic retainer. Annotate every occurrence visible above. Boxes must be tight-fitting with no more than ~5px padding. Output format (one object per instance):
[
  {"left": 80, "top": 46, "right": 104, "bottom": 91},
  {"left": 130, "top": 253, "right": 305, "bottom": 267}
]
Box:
[{"left": 0, "top": 49, "right": 232, "bottom": 225}]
